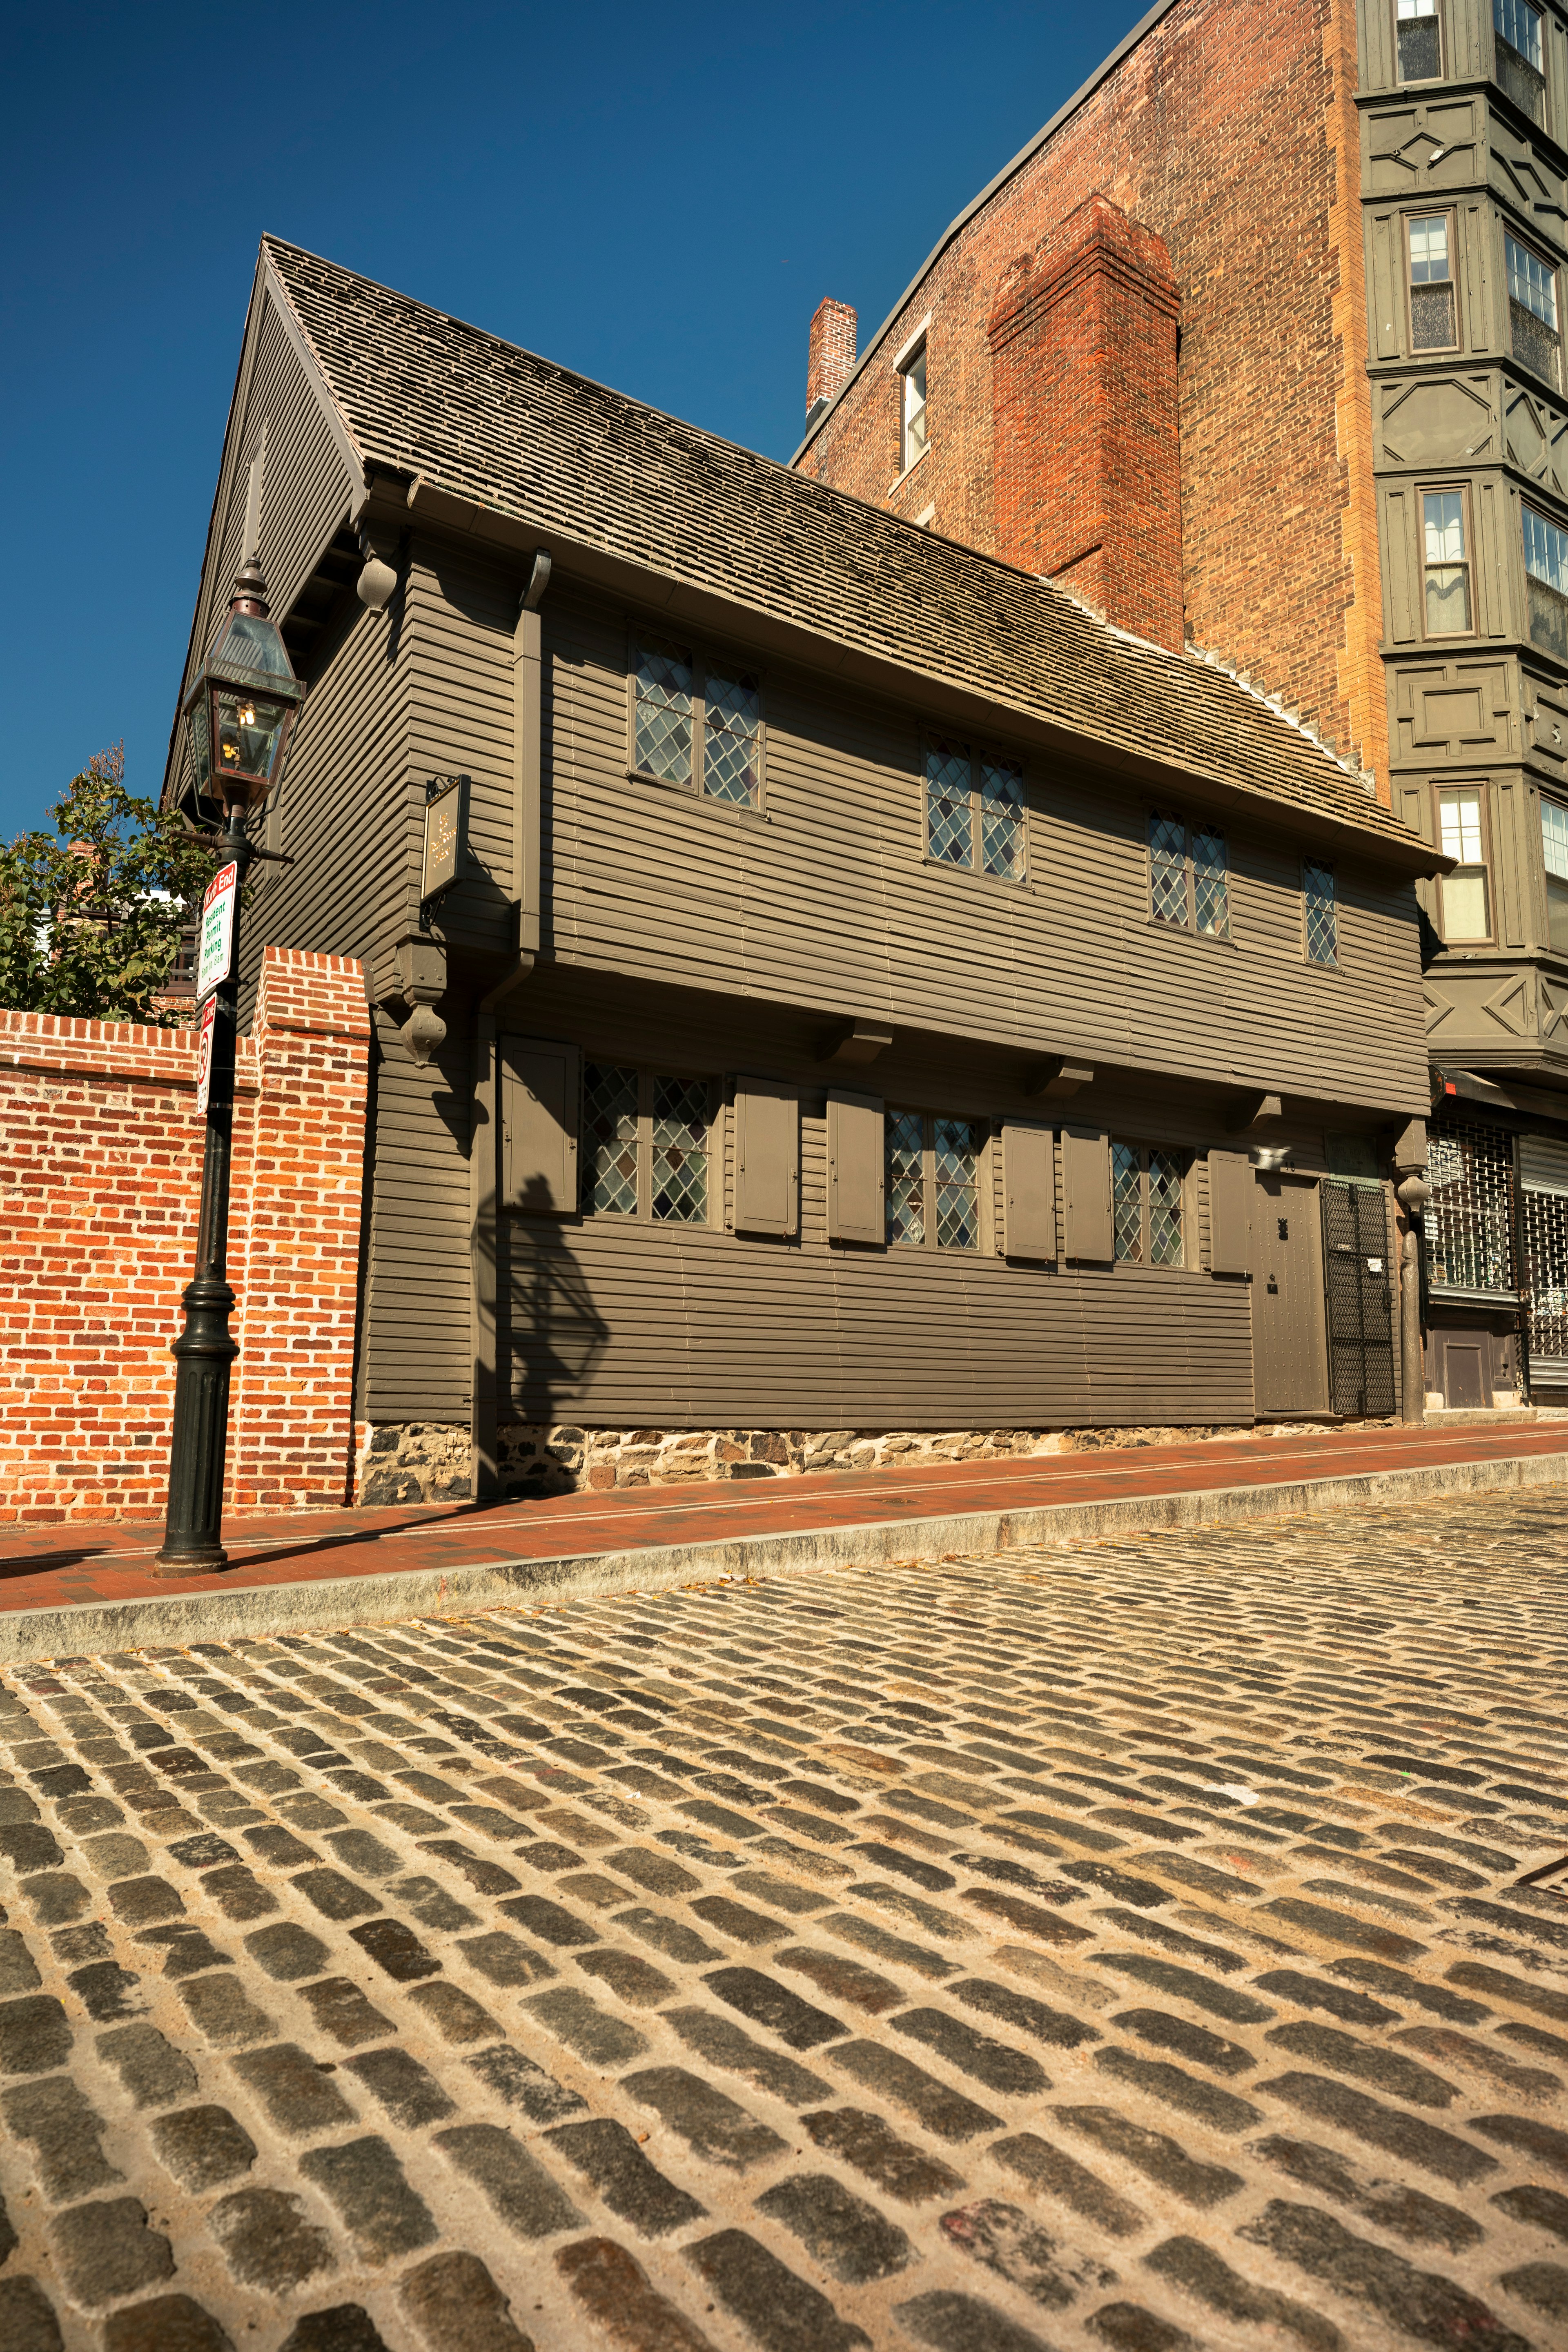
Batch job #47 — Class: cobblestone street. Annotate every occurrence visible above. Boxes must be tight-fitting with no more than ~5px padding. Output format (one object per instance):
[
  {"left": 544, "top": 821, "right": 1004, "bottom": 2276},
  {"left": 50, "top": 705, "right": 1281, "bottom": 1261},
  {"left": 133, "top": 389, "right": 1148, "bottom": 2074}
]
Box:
[{"left": 0, "top": 1491, "right": 1566, "bottom": 2352}]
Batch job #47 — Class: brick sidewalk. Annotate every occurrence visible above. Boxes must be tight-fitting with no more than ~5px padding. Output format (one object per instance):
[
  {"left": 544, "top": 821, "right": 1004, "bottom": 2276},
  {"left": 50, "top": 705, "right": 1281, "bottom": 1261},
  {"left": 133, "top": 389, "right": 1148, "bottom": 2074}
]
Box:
[
  {"left": 0, "top": 1488, "right": 1565, "bottom": 2349},
  {"left": 4, "top": 1423, "right": 1568, "bottom": 1621}
]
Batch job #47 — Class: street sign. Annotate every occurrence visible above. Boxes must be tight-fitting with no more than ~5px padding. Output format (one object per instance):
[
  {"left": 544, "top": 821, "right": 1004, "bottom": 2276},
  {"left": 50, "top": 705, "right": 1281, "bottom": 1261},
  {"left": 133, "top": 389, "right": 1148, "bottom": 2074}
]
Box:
[
  {"left": 194, "top": 996, "right": 216, "bottom": 1114},
  {"left": 196, "top": 862, "right": 238, "bottom": 1000}
]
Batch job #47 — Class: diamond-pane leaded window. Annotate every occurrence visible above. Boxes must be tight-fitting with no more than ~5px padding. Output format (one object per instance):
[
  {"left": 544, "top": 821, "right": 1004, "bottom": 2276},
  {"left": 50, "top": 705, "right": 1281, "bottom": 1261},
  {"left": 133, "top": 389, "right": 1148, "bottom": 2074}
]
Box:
[
  {"left": 1305, "top": 860, "right": 1338, "bottom": 965},
  {"left": 1193, "top": 826, "right": 1229, "bottom": 937},
  {"left": 1112, "top": 1143, "right": 1143, "bottom": 1262},
  {"left": 652, "top": 1076, "right": 709, "bottom": 1223},
  {"left": 886, "top": 1112, "right": 926, "bottom": 1246},
  {"left": 934, "top": 1118, "right": 981, "bottom": 1251},
  {"left": 926, "top": 739, "right": 973, "bottom": 865},
  {"left": 584, "top": 1063, "right": 639, "bottom": 1216},
  {"left": 705, "top": 671, "right": 761, "bottom": 805},
  {"left": 634, "top": 640, "right": 693, "bottom": 783},
  {"left": 1149, "top": 1150, "right": 1184, "bottom": 1266},
  {"left": 925, "top": 739, "right": 1027, "bottom": 877},
  {"left": 1149, "top": 812, "right": 1188, "bottom": 925}
]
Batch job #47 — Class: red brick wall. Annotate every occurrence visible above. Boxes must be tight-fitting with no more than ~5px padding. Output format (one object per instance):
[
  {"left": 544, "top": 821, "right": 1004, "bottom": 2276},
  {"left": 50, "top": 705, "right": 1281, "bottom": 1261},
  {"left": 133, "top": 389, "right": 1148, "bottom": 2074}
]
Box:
[
  {"left": 797, "top": 0, "right": 1386, "bottom": 786},
  {"left": 0, "top": 947, "right": 369, "bottom": 1523},
  {"left": 807, "top": 298, "right": 858, "bottom": 416}
]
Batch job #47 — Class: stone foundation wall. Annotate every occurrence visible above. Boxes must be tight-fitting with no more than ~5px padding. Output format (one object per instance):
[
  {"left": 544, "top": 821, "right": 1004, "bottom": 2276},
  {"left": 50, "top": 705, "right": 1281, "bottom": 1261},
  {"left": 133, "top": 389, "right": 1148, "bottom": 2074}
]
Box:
[{"left": 354, "top": 1419, "right": 1294, "bottom": 1503}]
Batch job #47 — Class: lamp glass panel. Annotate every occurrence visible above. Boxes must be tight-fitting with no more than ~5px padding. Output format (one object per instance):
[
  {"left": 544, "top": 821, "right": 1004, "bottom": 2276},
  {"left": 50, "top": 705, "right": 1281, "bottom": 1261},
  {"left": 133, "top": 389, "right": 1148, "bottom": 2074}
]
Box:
[
  {"left": 210, "top": 607, "right": 297, "bottom": 682},
  {"left": 214, "top": 688, "right": 287, "bottom": 782}
]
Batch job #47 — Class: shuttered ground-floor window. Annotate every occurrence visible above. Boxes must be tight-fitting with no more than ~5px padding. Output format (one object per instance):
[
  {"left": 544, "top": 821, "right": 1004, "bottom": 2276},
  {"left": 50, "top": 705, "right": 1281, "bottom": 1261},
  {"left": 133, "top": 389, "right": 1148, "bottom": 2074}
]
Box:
[
  {"left": 885, "top": 1112, "right": 984, "bottom": 1250},
  {"left": 1522, "top": 1133, "right": 1568, "bottom": 1368},
  {"left": 582, "top": 1062, "right": 713, "bottom": 1224},
  {"left": 1425, "top": 1122, "right": 1515, "bottom": 1290}
]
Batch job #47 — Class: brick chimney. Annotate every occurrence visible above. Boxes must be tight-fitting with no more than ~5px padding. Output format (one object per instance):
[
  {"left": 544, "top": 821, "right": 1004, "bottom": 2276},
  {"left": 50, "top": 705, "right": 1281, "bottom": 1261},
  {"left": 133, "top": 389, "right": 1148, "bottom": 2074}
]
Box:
[
  {"left": 806, "top": 298, "right": 858, "bottom": 421},
  {"left": 988, "top": 193, "right": 1183, "bottom": 650}
]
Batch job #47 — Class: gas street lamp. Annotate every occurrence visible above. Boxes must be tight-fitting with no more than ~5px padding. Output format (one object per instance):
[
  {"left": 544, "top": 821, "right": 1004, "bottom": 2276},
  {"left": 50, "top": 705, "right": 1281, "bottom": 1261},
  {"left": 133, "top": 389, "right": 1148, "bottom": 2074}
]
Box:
[{"left": 154, "top": 560, "right": 304, "bottom": 1573}]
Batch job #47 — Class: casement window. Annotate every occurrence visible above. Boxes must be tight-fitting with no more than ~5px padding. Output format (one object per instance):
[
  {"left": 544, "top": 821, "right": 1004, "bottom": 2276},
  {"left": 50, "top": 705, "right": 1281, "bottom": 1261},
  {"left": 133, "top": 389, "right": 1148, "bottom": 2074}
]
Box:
[
  {"left": 1422, "top": 490, "right": 1472, "bottom": 635},
  {"left": 1408, "top": 214, "right": 1458, "bottom": 350},
  {"left": 1304, "top": 859, "right": 1339, "bottom": 965},
  {"left": 1437, "top": 786, "right": 1492, "bottom": 940},
  {"left": 1523, "top": 505, "right": 1568, "bottom": 658},
  {"left": 582, "top": 1063, "right": 712, "bottom": 1224},
  {"left": 630, "top": 637, "right": 763, "bottom": 806},
  {"left": 1110, "top": 1141, "right": 1187, "bottom": 1267},
  {"left": 1505, "top": 231, "right": 1561, "bottom": 387},
  {"left": 1495, "top": 0, "right": 1547, "bottom": 119},
  {"left": 885, "top": 1110, "right": 984, "bottom": 1250},
  {"left": 1396, "top": 0, "right": 1442, "bottom": 80},
  {"left": 900, "top": 342, "right": 928, "bottom": 472},
  {"left": 924, "top": 737, "right": 1026, "bottom": 878},
  {"left": 1543, "top": 797, "right": 1568, "bottom": 949},
  {"left": 1147, "top": 811, "right": 1230, "bottom": 936}
]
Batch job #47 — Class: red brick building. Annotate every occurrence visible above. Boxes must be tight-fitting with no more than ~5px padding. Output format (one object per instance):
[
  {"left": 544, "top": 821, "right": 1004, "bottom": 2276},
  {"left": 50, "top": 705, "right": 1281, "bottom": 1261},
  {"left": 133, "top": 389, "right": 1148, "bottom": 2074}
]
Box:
[{"left": 797, "top": 0, "right": 1568, "bottom": 1411}]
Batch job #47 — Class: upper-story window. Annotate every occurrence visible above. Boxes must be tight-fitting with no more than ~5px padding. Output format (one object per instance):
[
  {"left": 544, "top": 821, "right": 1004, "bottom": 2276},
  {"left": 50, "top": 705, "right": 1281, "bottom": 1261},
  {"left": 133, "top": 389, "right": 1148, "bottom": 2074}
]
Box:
[
  {"left": 1111, "top": 1142, "right": 1186, "bottom": 1266},
  {"left": 1543, "top": 798, "right": 1568, "bottom": 949},
  {"left": 583, "top": 1063, "right": 712, "bottom": 1223},
  {"left": 1524, "top": 505, "right": 1568, "bottom": 657},
  {"left": 1423, "top": 490, "right": 1473, "bottom": 634},
  {"left": 1305, "top": 859, "right": 1339, "bottom": 965},
  {"left": 900, "top": 343, "right": 928, "bottom": 473},
  {"left": 1437, "top": 786, "right": 1492, "bottom": 940},
  {"left": 1147, "top": 812, "right": 1230, "bottom": 937},
  {"left": 1396, "top": 0, "right": 1443, "bottom": 80},
  {"left": 1495, "top": 0, "right": 1547, "bottom": 119},
  {"left": 1506, "top": 231, "right": 1561, "bottom": 388},
  {"left": 1409, "top": 214, "right": 1458, "bottom": 350},
  {"left": 886, "top": 1110, "right": 983, "bottom": 1250},
  {"left": 631, "top": 637, "right": 763, "bottom": 806},
  {"left": 925, "top": 737, "right": 1026, "bottom": 878}
]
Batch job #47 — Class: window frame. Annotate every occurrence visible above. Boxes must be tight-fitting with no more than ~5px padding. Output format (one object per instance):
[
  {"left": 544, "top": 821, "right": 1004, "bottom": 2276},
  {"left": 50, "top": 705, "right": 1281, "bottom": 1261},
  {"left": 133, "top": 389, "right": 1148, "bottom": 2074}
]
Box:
[
  {"left": 1145, "top": 809, "right": 1232, "bottom": 940},
  {"left": 1434, "top": 782, "right": 1495, "bottom": 944},
  {"left": 1406, "top": 208, "right": 1460, "bottom": 354},
  {"left": 922, "top": 733, "right": 1029, "bottom": 882},
  {"left": 1394, "top": 0, "right": 1444, "bottom": 82},
  {"left": 898, "top": 337, "right": 929, "bottom": 477},
  {"left": 1419, "top": 483, "right": 1476, "bottom": 639},
  {"left": 580, "top": 1059, "right": 718, "bottom": 1228},
  {"left": 626, "top": 628, "right": 767, "bottom": 810},
  {"left": 1523, "top": 501, "right": 1568, "bottom": 658},
  {"left": 1503, "top": 224, "right": 1562, "bottom": 389},
  {"left": 1109, "top": 1138, "right": 1192, "bottom": 1270},
  {"left": 1495, "top": 0, "right": 1548, "bottom": 117},
  {"left": 1304, "top": 856, "right": 1340, "bottom": 968},
  {"left": 884, "top": 1107, "right": 990, "bottom": 1254},
  {"left": 1541, "top": 793, "right": 1568, "bottom": 952}
]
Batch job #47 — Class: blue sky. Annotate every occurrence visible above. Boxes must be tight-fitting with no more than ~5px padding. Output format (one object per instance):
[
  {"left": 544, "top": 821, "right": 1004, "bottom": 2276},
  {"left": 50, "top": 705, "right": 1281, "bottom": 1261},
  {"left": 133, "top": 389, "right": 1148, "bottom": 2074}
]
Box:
[{"left": 0, "top": 0, "right": 1146, "bottom": 839}]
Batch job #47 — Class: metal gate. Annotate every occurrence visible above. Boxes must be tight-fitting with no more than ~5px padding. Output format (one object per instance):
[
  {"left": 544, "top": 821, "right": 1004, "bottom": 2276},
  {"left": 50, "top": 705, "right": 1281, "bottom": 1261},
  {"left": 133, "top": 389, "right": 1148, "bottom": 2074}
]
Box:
[{"left": 1321, "top": 1180, "right": 1396, "bottom": 1417}]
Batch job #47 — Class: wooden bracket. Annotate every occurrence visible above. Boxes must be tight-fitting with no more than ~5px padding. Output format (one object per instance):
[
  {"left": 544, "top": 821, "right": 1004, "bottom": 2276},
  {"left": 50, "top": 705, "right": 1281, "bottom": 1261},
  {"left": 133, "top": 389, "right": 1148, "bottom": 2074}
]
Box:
[
  {"left": 1225, "top": 1091, "right": 1283, "bottom": 1132},
  {"left": 819, "top": 1020, "right": 895, "bottom": 1065},
  {"left": 1023, "top": 1057, "right": 1094, "bottom": 1099}
]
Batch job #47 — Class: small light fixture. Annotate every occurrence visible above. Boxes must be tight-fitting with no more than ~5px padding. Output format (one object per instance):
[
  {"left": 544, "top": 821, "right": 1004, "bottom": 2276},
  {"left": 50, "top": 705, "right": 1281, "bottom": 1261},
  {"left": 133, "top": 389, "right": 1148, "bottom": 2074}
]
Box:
[
  {"left": 180, "top": 560, "right": 304, "bottom": 812},
  {"left": 1249, "top": 1144, "right": 1295, "bottom": 1172}
]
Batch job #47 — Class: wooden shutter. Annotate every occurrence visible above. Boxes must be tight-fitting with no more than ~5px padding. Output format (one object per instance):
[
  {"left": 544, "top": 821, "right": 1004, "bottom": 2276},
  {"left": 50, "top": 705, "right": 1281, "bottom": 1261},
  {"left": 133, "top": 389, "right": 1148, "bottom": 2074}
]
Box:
[
  {"left": 826, "top": 1091, "right": 885, "bottom": 1244},
  {"left": 1001, "top": 1123, "right": 1056, "bottom": 1259},
  {"left": 1208, "top": 1149, "right": 1254, "bottom": 1275},
  {"left": 734, "top": 1078, "right": 799, "bottom": 1236},
  {"left": 1061, "top": 1127, "right": 1113, "bottom": 1260},
  {"left": 500, "top": 1037, "right": 579, "bottom": 1214}
]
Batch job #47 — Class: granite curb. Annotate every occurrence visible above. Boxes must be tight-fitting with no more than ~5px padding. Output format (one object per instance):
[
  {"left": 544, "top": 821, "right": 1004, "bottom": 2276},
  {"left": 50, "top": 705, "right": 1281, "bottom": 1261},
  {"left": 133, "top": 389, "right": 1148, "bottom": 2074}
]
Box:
[{"left": 1, "top": 1442, "right": 1564, "bottom": 1663}]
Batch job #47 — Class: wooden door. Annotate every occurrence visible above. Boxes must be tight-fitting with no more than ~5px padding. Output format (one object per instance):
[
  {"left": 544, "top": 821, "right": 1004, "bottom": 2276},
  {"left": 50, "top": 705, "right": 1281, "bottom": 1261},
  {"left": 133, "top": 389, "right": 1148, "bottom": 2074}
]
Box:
[{"left": 1251, "top": 1172, "right": 1330, "bottom": 1416}]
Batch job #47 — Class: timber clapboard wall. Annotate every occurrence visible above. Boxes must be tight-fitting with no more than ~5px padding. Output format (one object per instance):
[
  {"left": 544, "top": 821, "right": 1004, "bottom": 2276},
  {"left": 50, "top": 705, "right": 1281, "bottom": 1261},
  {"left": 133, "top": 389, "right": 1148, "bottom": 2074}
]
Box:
[{"left": 164, "top": 238, "right": 1443, "bottom": 1463}]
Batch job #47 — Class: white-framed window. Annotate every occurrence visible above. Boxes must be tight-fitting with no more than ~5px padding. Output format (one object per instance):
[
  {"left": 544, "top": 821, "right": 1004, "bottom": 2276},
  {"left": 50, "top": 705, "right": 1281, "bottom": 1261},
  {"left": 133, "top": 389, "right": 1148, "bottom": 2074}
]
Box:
[
  {"left": 630, "top": 635, "right": 763, "bottom": 806},
  {"left": 1542, "top": 797, "right": 1568, "bottom": 950},
  {"left": 1422, "top": 489, "right": 1473, "bottom": 635},
  {"left": 1111, "top": 1141, "right": 1187, "bottom": 1267},
  {"left": 1437, "top": 786, "right": 1492, "bottom": 940},
  {"left": 1147, "top": 811, "right": 1230, "bottom": 936},
  {"left": 1305, "top": 859, "right": 1339, "bottom": 965},
  {"left": 1524, "top": 505, "right": 1568, "bottom": 659},
  {"left": 1506, "top": 230, "right": 1561, "bottom": 387},
  {"left": 924, "top": 736, "right": 1026, "bottom": 878},
  {"left": 885, "top": 1110, "right": 984, "bottom": 1251},
  {"left": 900, "top": 343, "right": 928, "bottom": 473},
  {"left": 1397, "top": 0, "right": 1442, "bottom": 79},
  {"left": 1496, "top": 0, "right": 1547, "bottom": 118},
  {"left": 1409, "top": 214, "right": 1457, "bottom": 350},
  {"left": 582, "top": 1063, "right": 713, "bottom": 1224}
]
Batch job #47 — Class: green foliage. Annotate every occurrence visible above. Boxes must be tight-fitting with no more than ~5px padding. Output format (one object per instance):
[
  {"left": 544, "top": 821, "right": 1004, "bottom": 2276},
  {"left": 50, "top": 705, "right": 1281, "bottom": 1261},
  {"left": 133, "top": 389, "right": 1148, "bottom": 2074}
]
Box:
[{"left": 0, "top": 745, "right": 215, "bottom": 1023}]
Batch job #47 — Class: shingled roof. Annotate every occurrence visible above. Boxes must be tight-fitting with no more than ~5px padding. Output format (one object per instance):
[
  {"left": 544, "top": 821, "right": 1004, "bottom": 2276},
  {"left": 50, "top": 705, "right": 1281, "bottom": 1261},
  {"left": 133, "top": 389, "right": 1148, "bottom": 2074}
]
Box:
[{"left": 263, "top": 236, "right": 1429, "bottom": 859}]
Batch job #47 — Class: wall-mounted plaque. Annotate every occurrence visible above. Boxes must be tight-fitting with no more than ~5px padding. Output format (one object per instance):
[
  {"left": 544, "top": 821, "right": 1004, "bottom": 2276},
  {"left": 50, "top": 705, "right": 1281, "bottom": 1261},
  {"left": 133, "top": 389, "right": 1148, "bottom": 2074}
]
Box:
[{"left": 422, "top": 775, "right": 467, "bottom": 913}]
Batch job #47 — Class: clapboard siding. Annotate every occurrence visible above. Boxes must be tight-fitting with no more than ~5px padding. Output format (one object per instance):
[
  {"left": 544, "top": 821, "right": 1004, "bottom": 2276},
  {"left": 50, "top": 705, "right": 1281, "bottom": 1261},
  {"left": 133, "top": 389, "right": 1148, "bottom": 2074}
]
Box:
[
  {"left": 403, "top": 547, "right": 518, "bottom": 955},
  {"left": 361, "top": 998, "right": 475, "bottom": 1422}
]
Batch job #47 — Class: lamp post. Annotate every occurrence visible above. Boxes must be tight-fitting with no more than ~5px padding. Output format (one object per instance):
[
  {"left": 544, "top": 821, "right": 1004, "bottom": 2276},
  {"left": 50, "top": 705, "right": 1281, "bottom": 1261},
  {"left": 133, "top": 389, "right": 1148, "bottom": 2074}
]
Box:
[{"left": 154, "top": 561, "right": 304, "bottom": 1574}]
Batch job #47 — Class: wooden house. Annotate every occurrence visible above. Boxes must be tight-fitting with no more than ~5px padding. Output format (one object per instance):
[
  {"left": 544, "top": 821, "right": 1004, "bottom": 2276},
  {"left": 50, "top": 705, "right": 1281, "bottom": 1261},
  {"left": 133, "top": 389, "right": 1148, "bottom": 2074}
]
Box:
[{"left": 163, "top": 240, "right": 1448, "bottom": 1501}]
